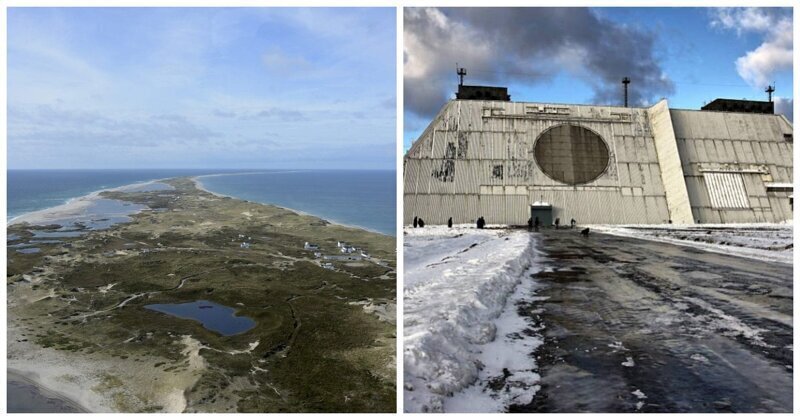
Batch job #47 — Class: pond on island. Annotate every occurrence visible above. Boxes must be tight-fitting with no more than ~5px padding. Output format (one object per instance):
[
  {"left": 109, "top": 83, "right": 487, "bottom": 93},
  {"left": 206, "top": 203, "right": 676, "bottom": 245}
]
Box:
[{"left": 145, "top": 300, "right": 256, "bottom": 336}]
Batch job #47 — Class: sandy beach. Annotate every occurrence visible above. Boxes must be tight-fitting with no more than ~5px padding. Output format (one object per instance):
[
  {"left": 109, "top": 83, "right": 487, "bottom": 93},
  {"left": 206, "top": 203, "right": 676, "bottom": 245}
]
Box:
[{"left": 7, "top": 370, "right": 87, "bottom": 413}]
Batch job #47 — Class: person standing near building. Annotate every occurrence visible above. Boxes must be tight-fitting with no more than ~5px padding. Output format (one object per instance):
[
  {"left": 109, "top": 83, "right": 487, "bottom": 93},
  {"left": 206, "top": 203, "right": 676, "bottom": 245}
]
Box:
[
  {"left": 413, "top": 216, "right": 418, "bottom": 228},
  {"left": 570, "top": 218, "right": 576, "bottom": 229},
  {"left": 555, "top": 218, "right": 560, "bottom": 229},
  {"left": 447, "top": 217, "right": 453, "bottom": 228}
]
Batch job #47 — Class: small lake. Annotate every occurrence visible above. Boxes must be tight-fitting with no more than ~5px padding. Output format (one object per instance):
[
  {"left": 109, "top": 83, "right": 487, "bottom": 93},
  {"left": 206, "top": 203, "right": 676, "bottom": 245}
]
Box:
[{"left": 145, "top": 300, "right": 255, "bottom": 336}]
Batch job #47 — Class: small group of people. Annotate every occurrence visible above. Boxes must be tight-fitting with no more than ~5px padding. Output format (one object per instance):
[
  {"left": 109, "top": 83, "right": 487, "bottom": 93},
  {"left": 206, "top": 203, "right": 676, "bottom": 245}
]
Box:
[
  {"left": 412, "top": 216, "right": 425, "bottom": 228},
  {"left": 527, "top": 216, "right": 577, "bottom": 231},
  {"left": 476, "top": 216, "right": 486, "bottom": 229}
]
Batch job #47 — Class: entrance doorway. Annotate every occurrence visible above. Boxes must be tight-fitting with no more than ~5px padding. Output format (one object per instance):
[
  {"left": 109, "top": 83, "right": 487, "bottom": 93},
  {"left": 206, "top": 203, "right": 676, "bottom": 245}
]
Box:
[{"left": 531, "top": 203, "right": 553, "bottom": 226}]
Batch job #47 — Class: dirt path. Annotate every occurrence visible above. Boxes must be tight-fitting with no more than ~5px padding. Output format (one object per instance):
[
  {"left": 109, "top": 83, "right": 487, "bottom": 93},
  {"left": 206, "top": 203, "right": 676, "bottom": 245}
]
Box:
[{"left": 515, "top": 229, "right": 792, "bottom": 413}]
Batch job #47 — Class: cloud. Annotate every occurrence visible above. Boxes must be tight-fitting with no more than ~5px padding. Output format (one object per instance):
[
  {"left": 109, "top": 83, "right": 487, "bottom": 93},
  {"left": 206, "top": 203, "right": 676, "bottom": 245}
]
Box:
[
  {"left": 404, "top": 7, "right": 675, "bottom": 118},
  {"left": 243, "top": 107, "right": 307, "bottom": 121},
  {"left": 213, "top": 109, "right": 237, "bottom": 118},
  {"left": 710, "top": 8, "right": 793, "bottom": 88},
  {"left": 9, "top": 104, "right": 219, "bottom": 148},
  {"left": 8, "top": 8, "right": 396, "bottom": 170},
  {"left": 774, "top": 96, "right": 793, "bottom": 122},
  {"left": 261, "top": 48, "right": 314, "bottom": 76},
  {"left": 380, "top": 96, "right": 396, "bottom": 110}
]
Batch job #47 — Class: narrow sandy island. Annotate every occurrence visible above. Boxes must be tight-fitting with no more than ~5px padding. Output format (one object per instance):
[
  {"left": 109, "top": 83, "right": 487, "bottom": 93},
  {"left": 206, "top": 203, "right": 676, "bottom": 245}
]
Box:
[{"left": 8, "top": 177, "right": 396, "bottom": 412}]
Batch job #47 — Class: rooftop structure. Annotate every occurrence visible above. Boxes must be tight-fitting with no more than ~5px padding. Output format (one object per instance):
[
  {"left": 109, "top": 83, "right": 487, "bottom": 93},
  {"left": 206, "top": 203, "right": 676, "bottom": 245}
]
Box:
[{"left": 701, "top": 98, "right": 775, "bottom": 115}]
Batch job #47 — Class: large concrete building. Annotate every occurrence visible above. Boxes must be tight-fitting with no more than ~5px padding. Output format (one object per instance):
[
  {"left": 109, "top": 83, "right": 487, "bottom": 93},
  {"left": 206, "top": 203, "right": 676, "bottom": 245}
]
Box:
[{"left": 404, "top": 86, "right": 793, "bottom": 225}]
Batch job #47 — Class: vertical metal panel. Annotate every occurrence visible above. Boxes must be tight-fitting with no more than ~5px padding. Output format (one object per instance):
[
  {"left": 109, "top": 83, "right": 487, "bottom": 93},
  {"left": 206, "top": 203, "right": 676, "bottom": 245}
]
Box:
[{"left": 704, "top": 172, "right": 750, "bottom": 209}]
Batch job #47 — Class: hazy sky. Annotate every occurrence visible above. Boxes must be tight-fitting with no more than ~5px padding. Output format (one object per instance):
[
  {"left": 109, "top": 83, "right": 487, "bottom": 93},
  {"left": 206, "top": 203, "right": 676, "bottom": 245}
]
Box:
[
  {"left": 8, "top": 8, "right": 396, "bottom": 170},
  {"left": 404, "top": 7, "right": 793, "bottom": 149}
]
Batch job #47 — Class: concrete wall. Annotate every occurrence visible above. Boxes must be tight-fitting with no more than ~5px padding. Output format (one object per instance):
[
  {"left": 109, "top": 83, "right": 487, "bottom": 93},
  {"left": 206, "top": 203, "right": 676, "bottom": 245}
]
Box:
[
  {"left": 404, "top": 100, "right": 671, "bottom": 225},
  {"left": 671, "top": 109, "right": 793, "bottom": 223},
  {"left": 405, "top": 99, "right": 793, "bottom": 226},
  {"left": 647, "top": 100, "right": 694, "bottom": 224}
]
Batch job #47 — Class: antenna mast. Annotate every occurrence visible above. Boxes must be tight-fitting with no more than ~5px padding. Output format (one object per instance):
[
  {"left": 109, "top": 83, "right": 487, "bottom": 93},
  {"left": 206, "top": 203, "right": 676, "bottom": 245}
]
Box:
[
  {"left": 457, "top": 67, "right": 467, "bottom": 87},
  {"left": 765, "top": 84, "right": 775, "bottom": 102},
  {"left": 622, "top": 77, "right": 631, "bottom": 107}
]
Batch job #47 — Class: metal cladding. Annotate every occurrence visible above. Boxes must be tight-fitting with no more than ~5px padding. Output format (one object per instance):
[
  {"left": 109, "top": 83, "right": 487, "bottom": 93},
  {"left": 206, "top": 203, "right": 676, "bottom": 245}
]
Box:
[{"left": 404, "top": 97, "right": 793, "bottom": 225}]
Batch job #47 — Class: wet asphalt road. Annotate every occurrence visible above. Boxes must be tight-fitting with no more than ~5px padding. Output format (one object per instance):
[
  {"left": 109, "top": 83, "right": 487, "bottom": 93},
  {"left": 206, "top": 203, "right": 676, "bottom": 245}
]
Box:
[{"left": 513, "top": 229, "right": 792, "bottom": 413}]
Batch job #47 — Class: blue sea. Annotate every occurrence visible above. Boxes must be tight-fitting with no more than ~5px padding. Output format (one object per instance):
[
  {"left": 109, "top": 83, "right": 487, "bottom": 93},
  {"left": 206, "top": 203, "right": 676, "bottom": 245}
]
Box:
[
  {"left": 7, "top": 169, "right": 396, "bottom": 236},
  {"left": 197, "top": 170, "right": 396, "bottom": 235}
]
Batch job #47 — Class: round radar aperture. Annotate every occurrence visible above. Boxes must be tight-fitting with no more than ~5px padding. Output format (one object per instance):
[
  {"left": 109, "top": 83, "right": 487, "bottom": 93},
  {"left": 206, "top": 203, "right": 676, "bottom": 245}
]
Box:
[{"left": 534, "top": 124, "right": 610, "bottom": 185}]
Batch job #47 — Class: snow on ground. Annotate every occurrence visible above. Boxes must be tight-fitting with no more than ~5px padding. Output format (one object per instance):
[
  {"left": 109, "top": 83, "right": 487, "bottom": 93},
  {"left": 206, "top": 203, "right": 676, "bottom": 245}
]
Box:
[
  {"left": 589, "top": 222, "right": 793, "bottom": 265},
  {"left": 444, "top": 264, "right": 545, "bottom": 412},
  {"left": 403, "top": 225, "right": 540, "bottom": 412}
]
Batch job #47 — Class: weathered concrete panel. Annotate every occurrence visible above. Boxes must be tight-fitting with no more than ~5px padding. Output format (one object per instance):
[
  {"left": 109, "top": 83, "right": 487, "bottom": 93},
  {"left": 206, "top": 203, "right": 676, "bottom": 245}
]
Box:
[
  {"left": 648, "top": 100, "right": 694, "bottom": 223},
  {"left": 405, "top": 98, "right": 792, "bottom": 225}
]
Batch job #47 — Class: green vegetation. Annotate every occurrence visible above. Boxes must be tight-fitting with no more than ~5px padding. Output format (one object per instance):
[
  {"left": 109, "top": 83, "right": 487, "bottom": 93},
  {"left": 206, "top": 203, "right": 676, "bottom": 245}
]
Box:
[{"left": 7, "top": 178, "right": 396, "bottom": 412}]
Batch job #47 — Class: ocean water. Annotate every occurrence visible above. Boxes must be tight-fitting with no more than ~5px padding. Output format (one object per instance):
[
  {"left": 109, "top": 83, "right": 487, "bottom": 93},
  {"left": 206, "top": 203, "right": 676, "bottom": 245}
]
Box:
[
  {"left": 198, "top": 170, "right": 396, "bottom": 235},
  {"left": 7, "top": 372, "right": 85, "bottom": 413},
  {"left": 8, "top": 169, "right": 396, "bottom": 236},
  {"left": 7, "top": 169, "right": 215, "bottom": 220}
]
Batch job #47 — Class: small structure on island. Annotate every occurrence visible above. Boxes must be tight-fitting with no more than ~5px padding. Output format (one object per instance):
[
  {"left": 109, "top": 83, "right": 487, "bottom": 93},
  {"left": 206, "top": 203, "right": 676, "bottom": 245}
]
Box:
[
  {"left": 304, "top": 242, "right": 320, "bottom": 251},
  {"left": 324, "top": 254, "right": 363, "bottom": 261}
]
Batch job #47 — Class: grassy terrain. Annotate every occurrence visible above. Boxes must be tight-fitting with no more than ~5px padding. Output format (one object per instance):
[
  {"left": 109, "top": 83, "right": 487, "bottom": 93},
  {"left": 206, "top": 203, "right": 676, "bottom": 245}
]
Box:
[{"left": 7, "top": 178, "right": 396, "bottom": 412}]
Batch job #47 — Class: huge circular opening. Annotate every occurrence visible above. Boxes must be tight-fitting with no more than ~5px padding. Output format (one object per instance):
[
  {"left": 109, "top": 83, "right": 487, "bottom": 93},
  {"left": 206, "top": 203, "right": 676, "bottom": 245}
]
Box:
[{"left": 533, "top": 124, "right": 610, "bottom": 185}]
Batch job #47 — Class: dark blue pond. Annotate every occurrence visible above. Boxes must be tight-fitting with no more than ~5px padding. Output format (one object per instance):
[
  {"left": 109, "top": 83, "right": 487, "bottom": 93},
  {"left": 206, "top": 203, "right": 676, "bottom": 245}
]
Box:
[{"left": 145, "top": 300, "right": 255, "bottom": 336}]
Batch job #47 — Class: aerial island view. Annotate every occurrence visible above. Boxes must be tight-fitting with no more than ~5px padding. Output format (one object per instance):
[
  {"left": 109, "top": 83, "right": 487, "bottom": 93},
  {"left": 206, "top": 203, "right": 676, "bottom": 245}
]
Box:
[{"left": 7, "top": 7, "right": 397, "bottom": 413}]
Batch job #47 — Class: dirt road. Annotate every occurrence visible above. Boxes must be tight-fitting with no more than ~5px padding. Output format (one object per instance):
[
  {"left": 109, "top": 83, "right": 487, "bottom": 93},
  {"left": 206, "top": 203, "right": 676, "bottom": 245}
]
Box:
[{"left": 515, "top": 229, "right": 792, "bottom": 413}]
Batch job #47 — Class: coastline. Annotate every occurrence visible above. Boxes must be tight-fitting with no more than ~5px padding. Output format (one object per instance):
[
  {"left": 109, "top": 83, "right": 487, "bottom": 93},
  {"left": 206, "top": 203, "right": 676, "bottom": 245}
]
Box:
[
  {"left": 191, "top": 175, "right": 394, "bottom": 237},
  {"left": 9, "top": 174, "right": 394, "bottom": 237},
  {"left": 7, "top": 178, "right": 177, "bottom": 225},
  {"left": 7, "top": 369, "right": 90, "bottom": 413},
  {"left": 8, "top": 174, "right": 397, "bottom": 412},
  {"left": 7, "top": 311, "right": 199, "bottom": 413}
]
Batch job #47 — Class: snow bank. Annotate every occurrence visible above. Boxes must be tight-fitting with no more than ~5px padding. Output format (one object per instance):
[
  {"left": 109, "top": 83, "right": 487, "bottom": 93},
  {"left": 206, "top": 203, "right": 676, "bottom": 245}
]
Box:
[
  {"left": 444, "top": 264, "right": 544, "bottom": 412},
  {"left": 589, "top": 223, "right": 793, "bottom": 265},
  {"left": 403, "top": 226, "right": 535, "bottom": 412}
]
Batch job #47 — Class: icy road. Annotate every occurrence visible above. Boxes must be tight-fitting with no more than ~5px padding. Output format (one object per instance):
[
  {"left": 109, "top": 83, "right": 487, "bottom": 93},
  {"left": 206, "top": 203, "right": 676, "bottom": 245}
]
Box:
[
  {"left": 520, "top": 229, "right": 792, "bottom": 413},
  {"left": 404, "top": 226, "right": 792, "bottom": 413}
]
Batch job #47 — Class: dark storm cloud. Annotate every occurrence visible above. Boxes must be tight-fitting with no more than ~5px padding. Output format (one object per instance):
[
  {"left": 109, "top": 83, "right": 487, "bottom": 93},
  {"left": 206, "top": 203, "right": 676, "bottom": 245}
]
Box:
[
  {"left": 404, "top": 7, "right": 675, "bottom": 118},
  {"left": 774, "top": 97, "right": 793, "bottom": 122}
]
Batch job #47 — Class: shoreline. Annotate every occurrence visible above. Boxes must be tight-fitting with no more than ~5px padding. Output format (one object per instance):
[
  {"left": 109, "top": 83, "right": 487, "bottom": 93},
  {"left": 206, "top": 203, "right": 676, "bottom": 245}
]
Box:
[
  {"left": 192, "top": 176, "right": 394, "bottom": 237},
  {"left": 7, "top": 369, "right": 90, "bottom": 413},
  {"left": 8, "top": 173, "right": 397, "bottom": 412},
  {"left": 7, "top": 177, "right": 184, "bottom": 225},
  {"left": 8, "top": 174, "right": 395, "bottom": 237}
]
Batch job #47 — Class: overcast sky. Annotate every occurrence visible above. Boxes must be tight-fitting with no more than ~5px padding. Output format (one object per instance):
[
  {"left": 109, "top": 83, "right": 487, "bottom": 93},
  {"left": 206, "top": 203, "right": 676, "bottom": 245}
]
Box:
[
  {"left": 8, "top": 8, "right": 396, "bottom": 170},
  {"left": 404, "top": 7, "right": 793, "bottom": 149}
]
